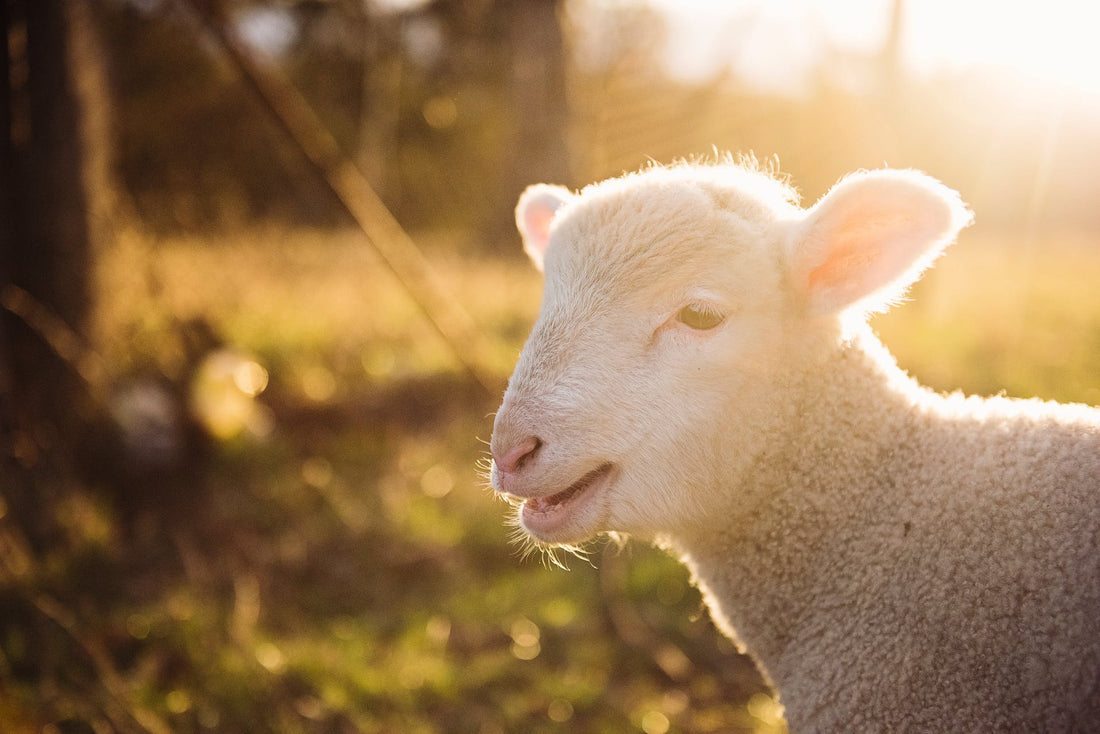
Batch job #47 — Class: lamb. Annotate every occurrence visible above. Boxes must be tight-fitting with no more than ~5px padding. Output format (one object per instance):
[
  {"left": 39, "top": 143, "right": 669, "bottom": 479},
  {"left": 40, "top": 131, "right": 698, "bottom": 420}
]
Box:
[{"left": 488, "top": 160, "right": 1100, "bottom": 732}]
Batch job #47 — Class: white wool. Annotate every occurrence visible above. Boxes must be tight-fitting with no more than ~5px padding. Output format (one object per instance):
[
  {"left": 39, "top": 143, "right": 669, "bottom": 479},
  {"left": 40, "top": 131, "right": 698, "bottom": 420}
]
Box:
[{"left": 489, "top": 161, "right": 1100, "bottom": 731}]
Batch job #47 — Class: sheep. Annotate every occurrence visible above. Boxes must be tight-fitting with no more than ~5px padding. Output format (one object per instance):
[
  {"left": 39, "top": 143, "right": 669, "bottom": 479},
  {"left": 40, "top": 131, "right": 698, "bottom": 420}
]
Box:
[{"left": 488, "top": 160, "right": 1100, "bottom": 732}]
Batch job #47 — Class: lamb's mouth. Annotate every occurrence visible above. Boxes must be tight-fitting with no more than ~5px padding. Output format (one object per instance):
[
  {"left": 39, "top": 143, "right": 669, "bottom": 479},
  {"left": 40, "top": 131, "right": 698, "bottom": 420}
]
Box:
[{"left": 520, "top": 462, "right": 616, "bottom": 537}]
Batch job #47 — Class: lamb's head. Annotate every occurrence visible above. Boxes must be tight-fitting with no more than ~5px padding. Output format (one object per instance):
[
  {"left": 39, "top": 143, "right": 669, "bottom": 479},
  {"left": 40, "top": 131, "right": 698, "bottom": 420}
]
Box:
[{"left": 490, "top": 163, "right": 971, "bottom": 549}]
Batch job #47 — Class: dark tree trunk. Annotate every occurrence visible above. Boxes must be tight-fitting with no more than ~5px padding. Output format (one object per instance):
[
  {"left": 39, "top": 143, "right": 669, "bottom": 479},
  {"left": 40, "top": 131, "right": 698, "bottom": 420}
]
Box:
[
  {"left": 2, "top": 0, "right": 94, "bottom": 546},
  {"left": 4, "top": 0, "right": 91, "bottom": 327}
]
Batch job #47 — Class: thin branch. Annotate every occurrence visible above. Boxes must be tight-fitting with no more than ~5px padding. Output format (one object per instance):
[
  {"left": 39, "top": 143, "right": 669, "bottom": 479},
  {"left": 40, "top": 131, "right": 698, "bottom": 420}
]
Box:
[{"left": 184, "top": 0, "right": 502, "bottom": 399}]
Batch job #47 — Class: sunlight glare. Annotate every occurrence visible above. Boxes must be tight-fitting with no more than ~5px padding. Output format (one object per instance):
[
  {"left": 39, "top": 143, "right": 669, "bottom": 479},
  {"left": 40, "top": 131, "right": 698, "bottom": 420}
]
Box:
[
  {"left": 642, "top": 0, "right": 1100, "bottom": 98},
  {"left": 904, "top": 0, "right": 1100, "bottom": 96}
]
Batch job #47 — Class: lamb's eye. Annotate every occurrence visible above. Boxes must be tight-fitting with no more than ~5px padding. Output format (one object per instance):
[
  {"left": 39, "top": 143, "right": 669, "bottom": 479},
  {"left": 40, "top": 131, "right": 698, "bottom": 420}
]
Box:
[{"left": 677, "top": 303, "right": 725, "bottom": 330}]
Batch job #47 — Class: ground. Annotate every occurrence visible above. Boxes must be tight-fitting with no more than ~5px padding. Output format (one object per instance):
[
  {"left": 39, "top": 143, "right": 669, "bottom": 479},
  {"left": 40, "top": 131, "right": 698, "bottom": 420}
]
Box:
[{"left": 0, "top": 226, "right": 1096, "bottom": 733}]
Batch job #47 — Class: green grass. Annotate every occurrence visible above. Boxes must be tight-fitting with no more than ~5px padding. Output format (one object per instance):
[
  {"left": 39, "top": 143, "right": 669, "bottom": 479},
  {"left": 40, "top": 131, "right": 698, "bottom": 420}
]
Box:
[
  {"left": 874, "top": 231, "right": 1100, "bottom": 405},
  {"left": 2, "top": 225, "right": 1097, "bottom": 733}
]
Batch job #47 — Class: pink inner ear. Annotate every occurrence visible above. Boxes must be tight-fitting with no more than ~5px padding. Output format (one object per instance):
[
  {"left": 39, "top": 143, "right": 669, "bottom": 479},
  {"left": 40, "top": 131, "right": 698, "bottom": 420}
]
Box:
[
  {"left": 809, "top": 238, "right": 897, "bottom": 308},
  {"left": 517, "top": 186, "right": 571, "bottom": 266},
  {"left": 809, "top": 241, "right": 872, "bottom": 290},
  {"left": 797, "top": 174, "right": 966, "bottom": 314},
  {"left": 807, "top": 215, "right": 918, "bottom": 302},
  {"left": 524, "top": 206, "right": 556, "bottom": 256}
]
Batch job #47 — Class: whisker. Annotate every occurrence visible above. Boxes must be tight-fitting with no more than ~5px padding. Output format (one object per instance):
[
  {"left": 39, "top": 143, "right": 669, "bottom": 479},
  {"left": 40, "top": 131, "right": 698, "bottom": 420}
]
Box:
[{"left": 503, "top": 507, "right": 600, "bottom": 570}]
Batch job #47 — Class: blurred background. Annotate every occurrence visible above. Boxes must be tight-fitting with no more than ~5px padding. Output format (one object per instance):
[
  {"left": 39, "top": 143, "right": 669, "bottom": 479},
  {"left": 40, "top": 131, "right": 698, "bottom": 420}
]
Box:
[{"left": 2, "top": 0, "right": 1098, "bottom": 732}]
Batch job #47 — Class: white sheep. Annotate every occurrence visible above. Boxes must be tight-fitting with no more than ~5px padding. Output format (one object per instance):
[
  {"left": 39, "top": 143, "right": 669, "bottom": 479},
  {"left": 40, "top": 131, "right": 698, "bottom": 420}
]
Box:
[{"left": 489, "top": 160, "right": 1100, "bottom": 731}]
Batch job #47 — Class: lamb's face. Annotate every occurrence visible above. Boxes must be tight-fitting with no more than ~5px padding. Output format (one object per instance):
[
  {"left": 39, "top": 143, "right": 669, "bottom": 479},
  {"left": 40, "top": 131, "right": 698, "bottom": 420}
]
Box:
[
  {"left": 490, "top": 169, "right": 800, "bottom": 546},
  {"left": 490, "top": 164, "right": 970, "bottom": 549}
]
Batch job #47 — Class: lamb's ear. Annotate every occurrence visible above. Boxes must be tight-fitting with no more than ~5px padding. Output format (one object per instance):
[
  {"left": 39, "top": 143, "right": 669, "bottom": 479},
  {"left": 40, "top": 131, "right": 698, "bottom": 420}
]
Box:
[
  {"left": 788, "top": 170, "right": 973, "bottom": 314},
  {"left": 515, "top": 184, "right": 572, "bottom": 271}
]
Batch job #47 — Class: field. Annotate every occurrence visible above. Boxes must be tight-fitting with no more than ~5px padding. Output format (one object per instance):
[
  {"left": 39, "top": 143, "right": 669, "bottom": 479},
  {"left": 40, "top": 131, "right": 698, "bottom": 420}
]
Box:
[{"left": 2, "top": 225, "right": 1098, "bottom": 733}]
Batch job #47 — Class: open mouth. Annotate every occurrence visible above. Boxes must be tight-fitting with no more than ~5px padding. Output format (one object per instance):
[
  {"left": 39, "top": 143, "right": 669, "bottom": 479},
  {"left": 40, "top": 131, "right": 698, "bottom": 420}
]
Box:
[{"left": 520, "top": 462, "right": 615, "bottom": 538}]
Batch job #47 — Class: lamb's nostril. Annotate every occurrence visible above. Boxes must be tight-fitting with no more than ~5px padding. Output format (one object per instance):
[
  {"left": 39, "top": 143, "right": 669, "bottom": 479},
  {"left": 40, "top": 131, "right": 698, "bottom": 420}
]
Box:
[{"left": 494, "top": 436, "right": 542, "bottom": 474}]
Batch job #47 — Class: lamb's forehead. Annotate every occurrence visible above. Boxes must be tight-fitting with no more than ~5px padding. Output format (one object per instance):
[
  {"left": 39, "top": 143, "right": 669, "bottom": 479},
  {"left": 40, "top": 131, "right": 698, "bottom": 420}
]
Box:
[{"left": 546, "top": 164, "right": 798, "bottom": 289}]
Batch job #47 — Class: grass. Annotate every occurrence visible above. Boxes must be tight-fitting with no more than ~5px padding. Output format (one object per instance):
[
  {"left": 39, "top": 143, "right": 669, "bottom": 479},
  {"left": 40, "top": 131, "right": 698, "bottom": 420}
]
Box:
[
  {"left": 874, "top": 230, "right": 1100, "bottom": 405},
  {"left": 2, "top": 224, "right": 1097, "bottom": 733}
]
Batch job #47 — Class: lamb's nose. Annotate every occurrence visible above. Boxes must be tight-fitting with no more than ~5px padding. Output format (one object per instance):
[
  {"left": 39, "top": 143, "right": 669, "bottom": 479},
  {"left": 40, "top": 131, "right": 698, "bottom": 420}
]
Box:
[{"left": 493, "top": 436, "right": 542, "bottom": 474}]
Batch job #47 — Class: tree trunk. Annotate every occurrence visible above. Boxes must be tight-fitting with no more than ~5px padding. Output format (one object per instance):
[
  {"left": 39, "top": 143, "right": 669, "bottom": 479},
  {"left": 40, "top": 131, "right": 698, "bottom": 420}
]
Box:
[
  {"left": 4, "top": 0, "right": 91, "bottom": 328},
  {"left": 2, "top": 0, "right": 94, "bottom": 545}
]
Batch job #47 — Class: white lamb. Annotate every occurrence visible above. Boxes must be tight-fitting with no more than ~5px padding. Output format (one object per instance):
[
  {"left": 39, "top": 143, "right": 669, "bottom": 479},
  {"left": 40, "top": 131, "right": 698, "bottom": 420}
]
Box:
[{"left": 488, "top": 160, "right": 1100, "bottom": 731}]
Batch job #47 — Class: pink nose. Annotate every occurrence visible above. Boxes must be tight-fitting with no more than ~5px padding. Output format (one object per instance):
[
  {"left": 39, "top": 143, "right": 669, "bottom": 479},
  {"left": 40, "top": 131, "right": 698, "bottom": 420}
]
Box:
[{"left": 493, "top": 435, "right": 542, "bottom": 474}]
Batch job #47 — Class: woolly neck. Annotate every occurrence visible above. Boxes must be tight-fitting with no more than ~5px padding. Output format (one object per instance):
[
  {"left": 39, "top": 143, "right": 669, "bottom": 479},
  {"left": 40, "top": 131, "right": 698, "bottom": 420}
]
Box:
[
  {"left": 661, "top": 322, "right": 1100, "bottom": 730},
  {"left": 661, "top": 324, "right": 937, "bottom": 725}
]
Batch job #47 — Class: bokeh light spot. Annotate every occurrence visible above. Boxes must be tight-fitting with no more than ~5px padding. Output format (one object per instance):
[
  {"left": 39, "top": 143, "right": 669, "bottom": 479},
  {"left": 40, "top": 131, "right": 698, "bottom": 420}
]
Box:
[
  {"left": 425, "top": 615, "right": 452, "bottom": 646},
  {"left": 509, "top": 616, "right": 541, "bottom": 660},
  {"left": 126, "top": 613, "right": 152, "bottom": 640},
  {"left": 420, "top": 464, "right": 454, "bottom": 498},
  {"left": 256, "top": 641, "right": 287, "bottom": 673},
  {"left": 547, "top": 698, "right": 574, "bottom": 722},
  {"left": 640, "top": 709, "right": 670, "bottom": 734},
  {"left": 422, "top": 95, "right": 457, "bottom": 129},
  {"left": 233, "top": 359, "right": 269, "bottom": 396},
  {"left": 191, "top": 349, "right": 270, "bottom": 440},
  {"left": 165, "top": 689, "right": 192, "bottom": 714},
  {"left": 294, "top": 696, "right": 325, "bottom": 720},
  {"left": 747, "top": 692, "right": 785, "bottom": 725},
  {"left": 300, "top": 364, "right": 337, "bottom": 402},
  {"left": 302, "top": 456, "right": 334, "bottom": 488},
  {"left": 540, "top": 596, "right": 577, "bottom": 628}
]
